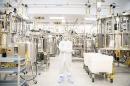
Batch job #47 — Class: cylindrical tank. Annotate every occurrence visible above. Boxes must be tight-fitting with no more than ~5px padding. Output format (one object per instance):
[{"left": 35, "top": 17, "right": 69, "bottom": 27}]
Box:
[
  {"left": 96, "top": 34, "right": 104, "bottom": 48},
  {"left": 47, "top": 35, "right": 56, "bottom": 56},
  {"left": 1, "top": 33, "right": 7, "bottom": 48}
]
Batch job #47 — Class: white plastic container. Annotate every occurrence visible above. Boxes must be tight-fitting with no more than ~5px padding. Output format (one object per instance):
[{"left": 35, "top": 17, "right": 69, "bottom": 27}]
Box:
[{"left": 84, "top": 53, "right": 113, "bottom": 74}]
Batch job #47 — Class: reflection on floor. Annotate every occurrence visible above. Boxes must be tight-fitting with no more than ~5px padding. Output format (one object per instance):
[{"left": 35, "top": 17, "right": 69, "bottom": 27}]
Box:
[{"left": 31, "top": 57, "right": 130, "bottom": 86}]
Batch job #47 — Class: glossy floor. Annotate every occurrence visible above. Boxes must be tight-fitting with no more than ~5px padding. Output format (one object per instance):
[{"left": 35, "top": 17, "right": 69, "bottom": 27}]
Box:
[{"left": 31, "top": 57, "right": 130, "bottom": 86}]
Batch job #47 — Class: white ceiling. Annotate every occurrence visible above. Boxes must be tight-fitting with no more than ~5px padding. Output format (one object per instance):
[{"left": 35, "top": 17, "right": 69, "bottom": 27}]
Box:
[
  {"left": 2, "top": 0, "right": 129, "bottom": 24},
  {"left": 25, "top": 0, "right": 130, "bottom": 15},
  {"left": 0, "top": 0, "right": 130, "bottom": 33}
]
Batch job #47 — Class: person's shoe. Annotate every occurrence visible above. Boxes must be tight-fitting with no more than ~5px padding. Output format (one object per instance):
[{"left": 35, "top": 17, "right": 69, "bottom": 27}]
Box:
[
  {"left": 67, "top": 75, "right": 74, "bottom": 84},
  {"left": 68, "top": 79, "right": 74, "bottom": 84},
  {"left": 58, "top": 75, "right": 64, "bottom": 83}
]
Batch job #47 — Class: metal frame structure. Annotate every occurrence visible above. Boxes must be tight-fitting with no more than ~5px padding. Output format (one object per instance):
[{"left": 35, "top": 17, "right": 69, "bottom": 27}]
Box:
[
  {"left": 0, "top": 56, "right": 27, "bottom": 86},
  {"left": 97, "top": 14, "right": 130, "bottom": 65}
]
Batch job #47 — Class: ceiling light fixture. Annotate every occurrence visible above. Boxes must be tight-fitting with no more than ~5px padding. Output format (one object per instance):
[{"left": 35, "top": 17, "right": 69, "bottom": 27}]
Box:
[
  {"left": 85, "top": 18, "right": 97, "bottom": 21},
  {"left": 62, "top": 19, "right": 66, "bottom": 23},
  {"left": 49, "top": 17, "right": 65, "bottom": 20}
]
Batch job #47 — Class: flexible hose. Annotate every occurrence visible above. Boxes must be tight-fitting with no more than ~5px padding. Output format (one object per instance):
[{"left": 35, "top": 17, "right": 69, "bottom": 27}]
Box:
[{"left": 20, "top": 62, "right": 38, "bottom": 81}]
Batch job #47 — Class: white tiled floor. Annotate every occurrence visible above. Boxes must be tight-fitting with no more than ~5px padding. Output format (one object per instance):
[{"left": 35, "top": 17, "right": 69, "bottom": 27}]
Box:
[{"left": 31, "top": 57, "right": 130, "bottom": 86}]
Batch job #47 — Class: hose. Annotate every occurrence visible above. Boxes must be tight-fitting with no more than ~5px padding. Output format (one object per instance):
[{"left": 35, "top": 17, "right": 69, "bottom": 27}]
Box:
[
  {"left": 20, "top": 62, "right": 38, "bottom": 81},
  {"left": 21, "top": 38, "right": 39, "bottom": 82}
]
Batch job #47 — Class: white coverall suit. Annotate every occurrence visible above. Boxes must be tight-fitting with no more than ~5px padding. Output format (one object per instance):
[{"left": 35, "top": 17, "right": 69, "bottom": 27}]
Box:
[{"left": 58, "top": 40, "right": 73, "bottom": 83}]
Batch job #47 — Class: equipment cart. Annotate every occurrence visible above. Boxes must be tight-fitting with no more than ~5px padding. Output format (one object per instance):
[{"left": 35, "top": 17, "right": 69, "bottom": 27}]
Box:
[
  {"left": 0, "top": 56, "right": 28, "bottom": 86},
  {"left": 83, "top": 53, "right": 114, "bottom": 83}
]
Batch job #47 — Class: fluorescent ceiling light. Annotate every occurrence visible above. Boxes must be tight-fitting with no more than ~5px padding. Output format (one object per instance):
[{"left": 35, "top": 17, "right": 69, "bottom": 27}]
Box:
[
  {"left": 49, "top": 17, "right": 65, "bottom": 20},
  {"left": 85, "top": 18, "right": 97, "bottom": 21},
  {"left": 62, "top": 19, "right": 66, "bottom": 23}
]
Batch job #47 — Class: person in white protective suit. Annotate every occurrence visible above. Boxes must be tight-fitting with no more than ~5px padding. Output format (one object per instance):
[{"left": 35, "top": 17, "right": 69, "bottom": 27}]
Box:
[{"left": 58, "top": 35, "right": 73, "bottom": 84}]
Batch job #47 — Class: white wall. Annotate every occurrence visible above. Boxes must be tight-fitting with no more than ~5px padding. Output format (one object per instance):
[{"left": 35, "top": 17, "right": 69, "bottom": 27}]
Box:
[
  {"left": 122, "top": 1, "right": 130, "bottom": 11},
  {"left": 112, "top": 0, "right": 130, "bottom": 13}
]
